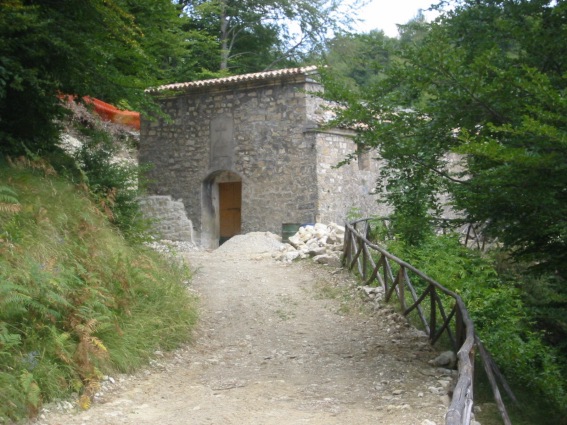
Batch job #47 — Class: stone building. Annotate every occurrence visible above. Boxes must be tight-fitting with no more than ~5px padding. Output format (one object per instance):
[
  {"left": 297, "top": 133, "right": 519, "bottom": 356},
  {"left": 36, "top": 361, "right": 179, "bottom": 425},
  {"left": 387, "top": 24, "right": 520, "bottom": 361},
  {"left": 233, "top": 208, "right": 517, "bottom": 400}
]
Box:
[{"left": 140, "top": 66, "right": 386, "bottom": 248}]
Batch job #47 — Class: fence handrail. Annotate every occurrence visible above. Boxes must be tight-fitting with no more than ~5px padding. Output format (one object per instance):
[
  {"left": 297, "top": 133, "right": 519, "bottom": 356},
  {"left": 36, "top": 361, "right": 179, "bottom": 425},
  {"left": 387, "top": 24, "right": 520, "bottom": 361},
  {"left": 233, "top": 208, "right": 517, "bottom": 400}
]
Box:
[
  {"left": 361, "top": 216, "right": 491, "bottom": 251},
  {"left": 342, "top": 218, "right": 513, "bottom": 425}
]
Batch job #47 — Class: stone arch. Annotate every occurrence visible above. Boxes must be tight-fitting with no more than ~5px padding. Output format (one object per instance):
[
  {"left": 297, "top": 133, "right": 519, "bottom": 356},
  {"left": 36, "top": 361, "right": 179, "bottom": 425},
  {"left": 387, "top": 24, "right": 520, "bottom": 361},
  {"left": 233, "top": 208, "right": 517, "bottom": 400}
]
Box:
[{"left": 201, "top": 170, "right": 242, "bottom": 249}]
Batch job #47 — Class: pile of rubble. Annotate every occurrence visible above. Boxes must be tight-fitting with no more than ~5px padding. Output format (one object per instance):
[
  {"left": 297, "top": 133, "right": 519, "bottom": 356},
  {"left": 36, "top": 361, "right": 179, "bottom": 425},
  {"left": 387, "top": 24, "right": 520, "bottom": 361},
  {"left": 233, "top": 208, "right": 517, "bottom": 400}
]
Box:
[{"left": 272, "top": 222, "right": 345, "bottom": 267}]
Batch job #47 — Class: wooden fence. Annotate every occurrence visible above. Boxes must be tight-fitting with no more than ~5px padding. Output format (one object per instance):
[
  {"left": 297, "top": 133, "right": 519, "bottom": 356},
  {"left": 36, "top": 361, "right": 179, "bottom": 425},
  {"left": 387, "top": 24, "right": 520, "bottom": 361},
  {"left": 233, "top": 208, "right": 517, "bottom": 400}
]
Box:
[{"left": 342, "top": 218, "right": 515, "bottom": 425}]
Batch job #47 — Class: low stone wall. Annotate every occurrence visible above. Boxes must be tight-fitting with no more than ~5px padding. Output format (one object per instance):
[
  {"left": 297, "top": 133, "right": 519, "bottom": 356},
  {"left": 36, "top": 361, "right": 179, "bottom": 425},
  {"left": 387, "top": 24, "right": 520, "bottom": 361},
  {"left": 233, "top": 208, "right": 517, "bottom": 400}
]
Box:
[{"left": 138, "top": 196, "right": 194, "bottom": 243}]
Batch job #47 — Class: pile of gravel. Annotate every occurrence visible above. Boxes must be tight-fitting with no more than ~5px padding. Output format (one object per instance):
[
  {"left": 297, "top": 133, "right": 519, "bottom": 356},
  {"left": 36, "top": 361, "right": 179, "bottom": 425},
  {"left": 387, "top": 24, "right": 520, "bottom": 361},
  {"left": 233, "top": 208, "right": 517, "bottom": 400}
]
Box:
[{"left": 214, "top": 232, "right": 284, "bottom": 254}]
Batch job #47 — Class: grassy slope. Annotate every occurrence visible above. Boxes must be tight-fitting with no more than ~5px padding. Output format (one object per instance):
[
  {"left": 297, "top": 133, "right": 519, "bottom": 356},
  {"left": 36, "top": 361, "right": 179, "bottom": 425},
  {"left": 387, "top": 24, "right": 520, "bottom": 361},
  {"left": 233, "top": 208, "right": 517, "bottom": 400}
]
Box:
[{"left": 0, "top": 159, "right": 197, "bottom": 422}]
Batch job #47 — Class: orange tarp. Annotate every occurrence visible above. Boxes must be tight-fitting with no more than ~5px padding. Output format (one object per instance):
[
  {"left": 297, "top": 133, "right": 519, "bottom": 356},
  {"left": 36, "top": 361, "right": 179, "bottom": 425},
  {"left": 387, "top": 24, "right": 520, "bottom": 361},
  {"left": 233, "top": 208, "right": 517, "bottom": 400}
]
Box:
[
  {"left": 85, "top": 97, "right": 140, "bottom": 130},
  {"left": 61, "top": 95, "right": 140, "bottom": 130}
]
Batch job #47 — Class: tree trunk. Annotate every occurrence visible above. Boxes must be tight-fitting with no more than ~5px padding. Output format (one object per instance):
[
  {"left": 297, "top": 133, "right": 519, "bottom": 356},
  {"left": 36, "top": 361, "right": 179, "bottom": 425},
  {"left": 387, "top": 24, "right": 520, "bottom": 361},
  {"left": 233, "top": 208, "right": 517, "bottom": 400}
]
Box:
[{"left": 220, "top": 0, "right": 229, "bottom": 70}]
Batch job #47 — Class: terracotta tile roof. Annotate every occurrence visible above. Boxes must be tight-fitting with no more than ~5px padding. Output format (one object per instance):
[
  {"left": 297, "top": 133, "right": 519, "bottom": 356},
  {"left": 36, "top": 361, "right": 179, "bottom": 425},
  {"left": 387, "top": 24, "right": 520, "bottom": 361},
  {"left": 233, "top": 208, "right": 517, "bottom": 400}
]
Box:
[{"left": 147, "top": 66, "right": 319, "bottom": 93}]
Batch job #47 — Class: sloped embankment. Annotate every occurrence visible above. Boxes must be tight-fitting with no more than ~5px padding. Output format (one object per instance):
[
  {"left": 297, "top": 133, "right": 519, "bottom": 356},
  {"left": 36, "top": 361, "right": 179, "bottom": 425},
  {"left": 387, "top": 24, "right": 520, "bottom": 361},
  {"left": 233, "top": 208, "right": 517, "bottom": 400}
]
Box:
[{"left": 0, "top": 161, "right": 197, "bottom": 423}]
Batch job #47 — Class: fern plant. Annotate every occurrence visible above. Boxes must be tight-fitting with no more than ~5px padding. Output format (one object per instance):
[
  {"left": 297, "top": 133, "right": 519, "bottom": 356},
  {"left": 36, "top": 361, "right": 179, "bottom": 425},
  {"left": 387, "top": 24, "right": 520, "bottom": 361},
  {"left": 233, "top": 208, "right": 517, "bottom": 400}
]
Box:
[
  {"left": 19, "top": 371, "right": 41, "bottom": 416},
  {"left": 0, "top": 185, "right": 21, "bottom": 214}
]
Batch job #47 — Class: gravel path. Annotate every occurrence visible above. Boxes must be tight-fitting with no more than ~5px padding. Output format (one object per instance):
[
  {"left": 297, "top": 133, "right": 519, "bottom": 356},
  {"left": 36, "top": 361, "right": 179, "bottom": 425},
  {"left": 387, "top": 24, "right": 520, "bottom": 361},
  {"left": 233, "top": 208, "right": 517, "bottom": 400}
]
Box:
[{"left": 32, "top": 234, "right": 452, "bottom": 425}]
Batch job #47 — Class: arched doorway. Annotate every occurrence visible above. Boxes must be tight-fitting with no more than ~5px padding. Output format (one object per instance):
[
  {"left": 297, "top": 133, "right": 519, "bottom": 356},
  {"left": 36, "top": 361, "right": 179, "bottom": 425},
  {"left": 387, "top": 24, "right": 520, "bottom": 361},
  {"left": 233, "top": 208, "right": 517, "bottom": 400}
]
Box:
[{"left": 202, "top": 171, "right": 242, "bottom": 248}]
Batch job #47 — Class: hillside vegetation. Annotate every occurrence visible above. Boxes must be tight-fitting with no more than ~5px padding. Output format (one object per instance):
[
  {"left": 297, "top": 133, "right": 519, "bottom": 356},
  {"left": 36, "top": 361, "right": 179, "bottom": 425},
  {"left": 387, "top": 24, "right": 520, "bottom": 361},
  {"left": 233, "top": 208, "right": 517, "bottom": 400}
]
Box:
[
  {"left": 322, "top": 1, "right": 567, "bottom": 419},
  {"left": 0, "top": 158, "right": 197, "bottom": 422},
  {"left": 379, "top": 230, "right": 567, "bottom": 423}
]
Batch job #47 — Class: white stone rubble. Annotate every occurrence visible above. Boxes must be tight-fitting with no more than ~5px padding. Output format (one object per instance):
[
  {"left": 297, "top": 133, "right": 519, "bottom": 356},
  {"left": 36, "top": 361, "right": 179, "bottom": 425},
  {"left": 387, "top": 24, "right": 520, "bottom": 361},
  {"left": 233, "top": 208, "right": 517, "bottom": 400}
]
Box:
[
  {"left": 272, "top": 223, "right": 345, "bottom": 267},
  {"left": 429, "top": 350, "right": 457, "bottom": 368},
  {"left": 144, "top": 239, "right": 200, "bottom": 254}
]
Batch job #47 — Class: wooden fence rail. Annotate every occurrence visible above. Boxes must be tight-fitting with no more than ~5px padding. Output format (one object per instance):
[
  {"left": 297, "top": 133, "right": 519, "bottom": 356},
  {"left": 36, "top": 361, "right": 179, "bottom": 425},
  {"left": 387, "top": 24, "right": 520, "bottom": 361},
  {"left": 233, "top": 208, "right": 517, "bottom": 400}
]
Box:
[
  {"left": 367, "top": 216, "right": 490, "bottom": 251},
  {"left": 342, "top": 218, "right": 514, "bottom": 425}
]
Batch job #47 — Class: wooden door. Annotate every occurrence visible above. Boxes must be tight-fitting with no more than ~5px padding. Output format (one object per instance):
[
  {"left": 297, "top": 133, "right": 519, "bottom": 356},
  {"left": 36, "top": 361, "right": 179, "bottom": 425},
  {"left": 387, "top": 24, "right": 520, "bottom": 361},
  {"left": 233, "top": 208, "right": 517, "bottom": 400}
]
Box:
[{"left": 219, "top": 182, "right": 241, "bottom": 241}]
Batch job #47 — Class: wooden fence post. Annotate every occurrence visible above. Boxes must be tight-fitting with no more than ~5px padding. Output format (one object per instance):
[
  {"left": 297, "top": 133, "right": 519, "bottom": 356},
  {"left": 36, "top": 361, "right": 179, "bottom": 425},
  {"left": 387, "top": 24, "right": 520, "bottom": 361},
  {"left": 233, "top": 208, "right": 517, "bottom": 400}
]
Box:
[
  {"left": 430, "top": 286, "right": 437, "bottom": 341},
  {"left": 342, "top": 226, "right": 351, "bottom": 267},
  {"left": 398, "top": 267, "right": 406, "bottom": 311},
  {"left": 362, "top": 240, "right": 368, "bottom": 280},
  {"left": 456, "top": 306, "right": 466, "bottom": 350}
]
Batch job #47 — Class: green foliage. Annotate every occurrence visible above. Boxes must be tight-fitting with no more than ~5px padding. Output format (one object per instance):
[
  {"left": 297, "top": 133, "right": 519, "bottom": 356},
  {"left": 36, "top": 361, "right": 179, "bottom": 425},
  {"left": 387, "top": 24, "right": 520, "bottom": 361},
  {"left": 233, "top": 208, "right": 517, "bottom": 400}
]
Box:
[
  {"left": 321, "top": 0, "right": 567, "bottom": 276},
  {"left": 323, "top": 30, "right": 398, "bottom": 92},
  {"left": 0, "top": 1, "right": 66, "bottom": 155},
  {"left": 69, "top": 126, "right": 154, "bottom": 243},
  {"left": 124, "top": 0, "right": 191, "bottom": 84},
  {"left": 346, "top": 207, "right": 363, "bottom": 222},
  {"left": 0, "top": 163, "right": 197, "bottom": 422},
  {"left": 386, "top": 234, "right": 567, "bottom": 419},
  {"left": 520, "top": 274, "right": 567, "bottom": 354},
  {"left": 180, "top": 0, "right": 361, "bottom": 73},
  {"left": 0, "top": 0, "right": 187, "bottom": 156}
]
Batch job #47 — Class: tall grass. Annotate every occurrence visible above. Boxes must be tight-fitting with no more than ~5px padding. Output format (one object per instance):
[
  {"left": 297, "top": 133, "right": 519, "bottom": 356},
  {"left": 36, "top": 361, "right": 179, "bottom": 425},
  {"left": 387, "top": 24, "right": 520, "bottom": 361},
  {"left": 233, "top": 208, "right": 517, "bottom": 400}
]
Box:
[{"left": 0, "top": 160, "right": 197, "bottom": 422}]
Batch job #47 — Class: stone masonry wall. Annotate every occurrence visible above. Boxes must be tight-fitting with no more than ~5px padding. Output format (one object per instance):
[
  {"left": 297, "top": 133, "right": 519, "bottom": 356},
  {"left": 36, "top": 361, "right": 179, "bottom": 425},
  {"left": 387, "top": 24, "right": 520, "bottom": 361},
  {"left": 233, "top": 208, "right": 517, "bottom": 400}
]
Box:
[
  {"left": 314, "top": 130, "right": 390, "bottom": 224},
  {"left": 303, "top": 80, "right": 389, "bottom": 224},
  {"left": 138, "top": 196, "right": 194, "bottom": 243},
  {"left": 140, "top": 76, "right": 319, "bottom": 244}
]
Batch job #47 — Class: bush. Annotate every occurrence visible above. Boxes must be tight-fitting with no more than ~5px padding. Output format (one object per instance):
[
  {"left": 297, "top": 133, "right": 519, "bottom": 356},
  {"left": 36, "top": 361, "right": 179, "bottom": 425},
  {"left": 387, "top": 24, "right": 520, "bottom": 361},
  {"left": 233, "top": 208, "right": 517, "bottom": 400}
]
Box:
[{"left": 63, "top": 122, "right": 154, "bottom": 244}]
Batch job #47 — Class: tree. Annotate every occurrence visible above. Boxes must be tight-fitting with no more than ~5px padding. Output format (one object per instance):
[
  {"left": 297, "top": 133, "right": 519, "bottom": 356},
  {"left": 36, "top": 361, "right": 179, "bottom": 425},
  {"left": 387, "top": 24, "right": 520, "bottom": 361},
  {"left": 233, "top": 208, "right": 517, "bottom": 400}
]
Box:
[
  {"left": 323, "top": 30, "right": 398, "bottom": 92},
  {"left": 0, "top": 0, "right": 187, "bottom": 156},
  {"left": 124, "top": 0, "right": 192, "bottom": 84},
  {"left": 179, "top": 0, "right": 365, "bottom": 74},
  {"left": 321, "top": 0, "right": 567, "bottom": 277}
]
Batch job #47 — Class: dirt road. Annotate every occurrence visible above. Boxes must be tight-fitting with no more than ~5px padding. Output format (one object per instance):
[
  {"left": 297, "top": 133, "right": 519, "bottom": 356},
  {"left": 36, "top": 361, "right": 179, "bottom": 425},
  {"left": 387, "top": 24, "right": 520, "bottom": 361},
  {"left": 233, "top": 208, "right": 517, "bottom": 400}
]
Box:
[{"left": 33, "top": 234, "right": 451, "bottom": 425}]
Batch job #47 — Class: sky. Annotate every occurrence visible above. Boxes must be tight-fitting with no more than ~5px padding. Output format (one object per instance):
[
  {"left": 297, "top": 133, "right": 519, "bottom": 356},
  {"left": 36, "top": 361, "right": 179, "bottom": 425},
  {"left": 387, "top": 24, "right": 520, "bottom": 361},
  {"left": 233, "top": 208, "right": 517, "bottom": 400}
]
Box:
[{"left": 351, "top": 0, "right": 440, "bottom": 37}]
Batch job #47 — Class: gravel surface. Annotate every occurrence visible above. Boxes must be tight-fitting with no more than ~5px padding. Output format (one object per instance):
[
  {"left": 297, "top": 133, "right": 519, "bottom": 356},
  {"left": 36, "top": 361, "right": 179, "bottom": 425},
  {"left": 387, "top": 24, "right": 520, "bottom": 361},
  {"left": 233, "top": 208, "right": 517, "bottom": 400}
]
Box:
[{"left": 31, "top": 234, "right": 452, "bottom": 425}]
